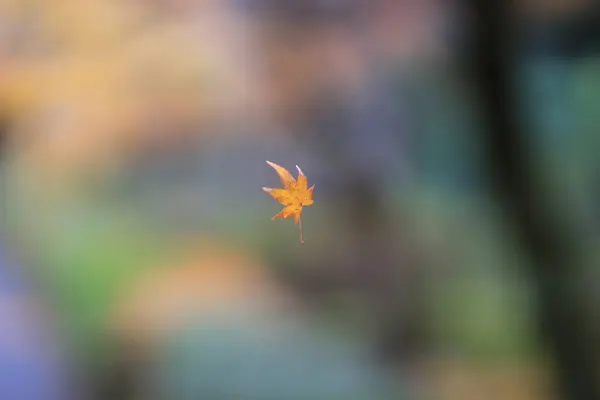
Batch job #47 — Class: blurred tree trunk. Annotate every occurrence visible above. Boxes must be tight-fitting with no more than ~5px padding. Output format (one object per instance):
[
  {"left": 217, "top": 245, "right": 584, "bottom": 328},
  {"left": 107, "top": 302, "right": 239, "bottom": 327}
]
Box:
[{"left": 464, "top": 1, "right": 599, "bottom": 399}]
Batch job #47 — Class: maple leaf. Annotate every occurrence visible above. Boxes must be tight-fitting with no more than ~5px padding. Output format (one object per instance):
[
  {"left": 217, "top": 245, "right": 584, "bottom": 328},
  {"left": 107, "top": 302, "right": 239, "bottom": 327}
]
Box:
[{"left": 263, "top": 160, "right": 315, "bottom": 243}]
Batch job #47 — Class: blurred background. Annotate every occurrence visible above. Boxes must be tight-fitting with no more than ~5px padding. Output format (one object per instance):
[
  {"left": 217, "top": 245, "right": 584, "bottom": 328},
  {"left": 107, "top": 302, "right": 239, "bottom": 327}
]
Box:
[{"left": 1, "top": 0, "right": 600, "bottom": 399}]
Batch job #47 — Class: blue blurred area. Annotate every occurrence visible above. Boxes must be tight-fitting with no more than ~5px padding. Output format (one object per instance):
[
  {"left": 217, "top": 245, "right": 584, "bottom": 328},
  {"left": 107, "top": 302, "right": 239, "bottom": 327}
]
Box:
[{"left": 0, "top": 244, "right": 73, "bottom": 400}]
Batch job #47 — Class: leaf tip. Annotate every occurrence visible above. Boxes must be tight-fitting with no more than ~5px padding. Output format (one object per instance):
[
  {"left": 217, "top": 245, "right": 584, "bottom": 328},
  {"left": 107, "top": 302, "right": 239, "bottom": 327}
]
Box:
[{"left": 296, "top": 165, "right": 305, "bottom": 176}]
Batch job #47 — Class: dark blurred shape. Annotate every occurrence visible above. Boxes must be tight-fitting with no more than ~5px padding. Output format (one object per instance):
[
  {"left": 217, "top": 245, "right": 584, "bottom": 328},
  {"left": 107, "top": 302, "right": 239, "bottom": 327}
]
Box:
[
  {"left": 464, "top": 1, "right": 599, "bottom": 399},
  {"left": 524, "top": 2, "right": 600, "bottom": 58}
]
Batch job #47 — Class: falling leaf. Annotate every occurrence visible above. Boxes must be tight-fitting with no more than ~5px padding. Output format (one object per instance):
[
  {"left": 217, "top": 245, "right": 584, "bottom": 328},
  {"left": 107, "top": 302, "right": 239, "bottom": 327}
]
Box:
[{"left": 263, "top": 161, "right": 315, "bottom": 243}]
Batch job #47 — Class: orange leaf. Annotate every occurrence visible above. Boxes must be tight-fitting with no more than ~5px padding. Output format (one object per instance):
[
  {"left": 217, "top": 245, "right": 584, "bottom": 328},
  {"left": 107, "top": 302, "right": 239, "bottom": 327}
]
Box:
[{"left": 263, "top": 161, "right": 315, "bottom": 243}]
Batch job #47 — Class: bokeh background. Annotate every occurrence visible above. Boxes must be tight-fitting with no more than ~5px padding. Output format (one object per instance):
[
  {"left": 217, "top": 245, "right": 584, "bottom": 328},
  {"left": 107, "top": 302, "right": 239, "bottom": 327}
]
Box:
[{"left": 1, "top": 0, "right": 600, "bottom": 399}]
